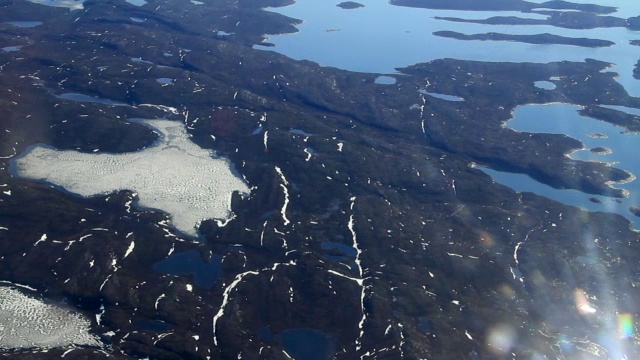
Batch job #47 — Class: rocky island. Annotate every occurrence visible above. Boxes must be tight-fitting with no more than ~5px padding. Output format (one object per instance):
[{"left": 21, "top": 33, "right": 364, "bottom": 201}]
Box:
[
  {"left": 391, "top": 0, "right": 616, "bottom": 13},
  {"left": 433, "top": 31, "right": 615, "bottom": 47},
  {"left": 435, "top": 11, "right": 629, "bottom": 30},
  {"left": 337, "top": 1, "right": 363, "bottom": 10}
]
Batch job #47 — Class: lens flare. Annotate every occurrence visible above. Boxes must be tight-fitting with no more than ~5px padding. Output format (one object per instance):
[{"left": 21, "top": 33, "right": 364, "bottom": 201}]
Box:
[
  {"left": 477, "top": 230, "right": 495, "bottom": 248},
  {"left": 618, "top": 313, "right": 634, "bottom": 339},
  {"left": 487, "top": 324, "right": 516, "bottom": 354}
]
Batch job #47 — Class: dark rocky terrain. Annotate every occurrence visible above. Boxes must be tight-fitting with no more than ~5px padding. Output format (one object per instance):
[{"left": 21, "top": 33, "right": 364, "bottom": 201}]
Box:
[{"left": 1, "top": 0, "right": 640, "bottom": 359}]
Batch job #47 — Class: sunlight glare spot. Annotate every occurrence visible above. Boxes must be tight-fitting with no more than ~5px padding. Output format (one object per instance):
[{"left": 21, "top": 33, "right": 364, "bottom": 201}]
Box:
[
  {"left": 487, "top": 324, "right": 517, "bottom": 355},
  {"left": 575, "top": 289, "right": 597, "bottom": 315}
]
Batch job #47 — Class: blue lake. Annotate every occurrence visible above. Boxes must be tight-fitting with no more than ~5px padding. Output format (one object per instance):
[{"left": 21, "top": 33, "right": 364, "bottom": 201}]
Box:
[
  {"left": 321, "top": 241, "right": 357, "bottom": 270},
  {"left": 261, "top": 0, "right": 640, "bottom": 97},
  {"left": 374, "top": 75, "right": 396, "bottom": 85},
  {"left": 289, "top": 129, "right": 314, "bottom": 137},
  {"left": 152, "top": 250, "right": 222, "bottom": 289},
  {"left": 5, "top": 21, "right": 43, "bottom": 28},
  {"left": 321, "top": 241, "right": 357, "bottom": 257},
  {"left": 480, "top": 103, "right": 640, "bottom": 227},
  {"left": 534, "top": 81, "right": 556, "bottom": 90},
  {"left": 56, "top": 93, "right": 128, "bottom": 106},
  {"left": 420, "top": 90, "right": 465, "bottom": 102},
  {"left": 156, "top": 78, "right": 174, "bottom": 85},
  {"left": 2, "top": 46, "right": 21, "bottom": 52},
  {"left": 279, "top": 328, "right": 336, "bottom": 360}
]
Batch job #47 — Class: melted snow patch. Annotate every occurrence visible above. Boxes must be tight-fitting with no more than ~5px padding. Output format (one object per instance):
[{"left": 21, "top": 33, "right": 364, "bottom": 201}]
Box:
[
  {"left": 14, "top": 119, "right": 250, "bottom": 236},
  {"left": 0, "top": 286, "right": 99, "bottom": 349}
]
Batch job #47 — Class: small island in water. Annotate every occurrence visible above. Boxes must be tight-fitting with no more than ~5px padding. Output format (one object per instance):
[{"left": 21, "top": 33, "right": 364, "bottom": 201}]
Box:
[{"left": 337, "top": 1, "right": 364, "bottom": 9}]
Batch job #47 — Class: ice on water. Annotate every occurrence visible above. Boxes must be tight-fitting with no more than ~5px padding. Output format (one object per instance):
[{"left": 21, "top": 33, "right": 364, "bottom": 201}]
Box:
[
  {"left": 14, "top": 119, "right": 251, "bottom": 236},
  {"left": 0, "top": 286, "right": 99, "bottom": 349}
]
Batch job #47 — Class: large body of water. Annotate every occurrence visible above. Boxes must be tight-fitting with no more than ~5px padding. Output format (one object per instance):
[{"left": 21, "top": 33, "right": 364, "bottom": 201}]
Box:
[
  {"left": 486, "top": 103, "right": 640, "bottom": 227},
  {"left": 260, "top": 0, "right": 640, "bottom": 227},
  {"left": 262, "top": 0, "right": 640, "bottom": 97}
]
